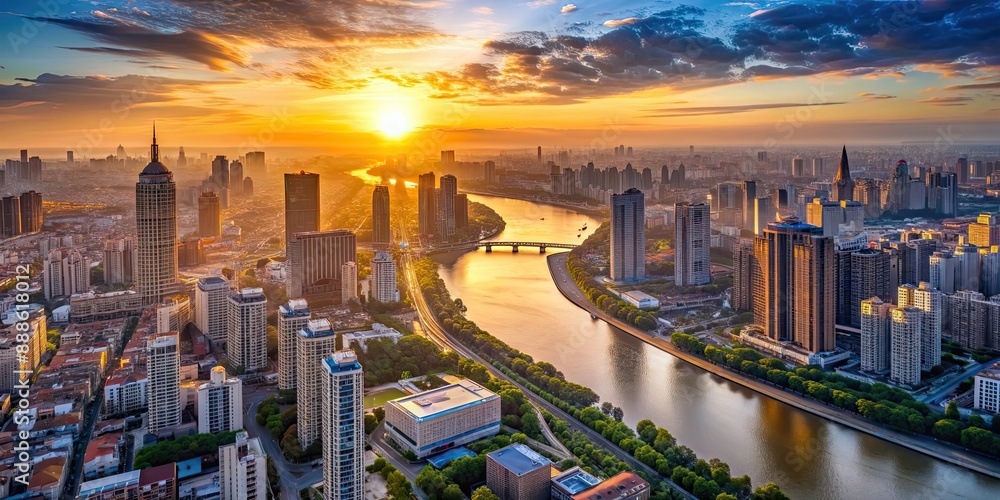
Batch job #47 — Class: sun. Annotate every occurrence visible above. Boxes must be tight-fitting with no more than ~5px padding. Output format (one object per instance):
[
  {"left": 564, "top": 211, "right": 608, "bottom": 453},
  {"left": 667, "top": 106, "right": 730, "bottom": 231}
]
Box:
[{"left": 377, "top": 109, "right": 413, "bottom": 139}]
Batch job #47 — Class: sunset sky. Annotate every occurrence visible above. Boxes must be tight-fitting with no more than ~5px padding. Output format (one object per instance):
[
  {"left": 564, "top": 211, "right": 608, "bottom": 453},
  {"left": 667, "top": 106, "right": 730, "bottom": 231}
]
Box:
[{"left": 1, "top": 0, "right": 999, "bottom": 155}]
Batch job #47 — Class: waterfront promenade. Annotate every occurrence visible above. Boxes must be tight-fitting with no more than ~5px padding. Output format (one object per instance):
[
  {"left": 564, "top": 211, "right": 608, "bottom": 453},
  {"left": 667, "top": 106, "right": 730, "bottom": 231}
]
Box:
[{"left": 546, "top": 251, "right": 1000, "bottom": 481}]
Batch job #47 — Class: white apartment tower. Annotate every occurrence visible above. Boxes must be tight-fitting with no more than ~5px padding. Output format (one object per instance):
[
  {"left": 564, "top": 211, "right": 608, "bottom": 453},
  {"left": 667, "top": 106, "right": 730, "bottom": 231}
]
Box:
[
  {"left": 196, "top": 366, "right": 244, "bottom": 434},
  {"left": 43, "top": 247, "right": 91, "bottom": 299},
  {"left": 227, "top": 288, "right": 268, "bottom": 372},
  {"left": 342, "top": 261, "right": 358, "bottom": 303},
  {"left": 322, "top": 350, "right": 365, "bottom": 500},
  {"left": 278, "top": 299, "right": 311, "bottom": 391},
  {"left": 146, "top": 332, "right": 181, "bottom": 434},
  {"left": 674, "top": 202, "right": 711, "bottom": 286},
  {"left": 219, "top": 431, "right": 267, "bottom": 500},
  {"left": 103, "top": 237, "right": 137, "bottom": 285},
  {"left": 297, "top": 319, "right": 339, "bottom": 447},
  {"left": 890, "top": 307, "right": 923, "bottom": 386},
  {"left": 370, "top": 252, "right": 399, "bottom": 303},
  {"left": 897, "top": 282, "right": 942, "bottom": 370},
  {"left": 135, "top": 125, "right": 179, "bottom": 305},
  {"left": 195, "top": 276, "right": 230, "bottom": 344},
  {"left": 860, "top": 297, "right": 892, "bottom": 373}
]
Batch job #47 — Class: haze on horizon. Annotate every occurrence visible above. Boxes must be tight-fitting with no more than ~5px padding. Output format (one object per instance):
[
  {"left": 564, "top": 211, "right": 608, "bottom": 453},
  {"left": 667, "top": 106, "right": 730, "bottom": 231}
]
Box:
[{"left": 2, "top": 0, "right": 999, "bottom": 153}]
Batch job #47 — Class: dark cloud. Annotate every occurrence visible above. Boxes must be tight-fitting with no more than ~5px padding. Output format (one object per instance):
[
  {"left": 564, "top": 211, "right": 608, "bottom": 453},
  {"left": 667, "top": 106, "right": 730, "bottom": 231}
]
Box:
[
  {"left": 943, "top": 81, "right": 1000, "bottom": 91},
  {"left": 645, "top": 101, "right": 845, "bottom": 117},
  {"left": 387, "top": 1, "right": 1000, "bottom": 103}
]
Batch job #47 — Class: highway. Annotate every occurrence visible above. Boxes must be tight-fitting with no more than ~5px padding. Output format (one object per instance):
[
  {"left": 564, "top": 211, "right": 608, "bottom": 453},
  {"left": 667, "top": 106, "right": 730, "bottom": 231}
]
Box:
[
  {"left": 396, "top": 220, "right": 696, "bottom": 498},
  {"left": 546, "top": 252, "right": 1000, "bottom": 481}
]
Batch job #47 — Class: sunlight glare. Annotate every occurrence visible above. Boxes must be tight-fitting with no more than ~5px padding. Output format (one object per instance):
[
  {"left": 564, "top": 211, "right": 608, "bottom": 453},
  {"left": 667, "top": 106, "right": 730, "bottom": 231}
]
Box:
[{"left": 377, "top": 108, "right": 413, "bottom": 139}]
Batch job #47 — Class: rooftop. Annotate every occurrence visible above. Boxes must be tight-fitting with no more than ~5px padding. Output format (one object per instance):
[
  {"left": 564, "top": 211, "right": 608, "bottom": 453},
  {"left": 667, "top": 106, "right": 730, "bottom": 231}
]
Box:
[
  {"left": 280, "top": 298, "right": 310, "bottom": 316},
  {"left": 487, "top": 444, "right": 550, "bottom": 476},
  {"left": 621, "top": 290, "right": 656, "bottom": 301},
  {"left": 552, "top": 466, "right": 602, "bottom": 495},
  {"left": 138, "top": 462, "right": 176, "bottom": 487},
  {"left": 324, "top": 350, "right": 362, "bottom": 374},
  {"left": 198, "top": 276, "right": 228, "bottom": 287},
  {"left": 390, "top": 378, "right": 498, "bottom": 421},
  {"left": 79, "top": 470, "right": 140, "bottom": 496},
  {"left": 978, "top": 362, "right": 1000, "bottom": 381},
  {"left": 571, "top": 472, "right": 649, "bottom": 500},
  {"left": 301, "top": 318, "right": 334, "bottom": 338}
]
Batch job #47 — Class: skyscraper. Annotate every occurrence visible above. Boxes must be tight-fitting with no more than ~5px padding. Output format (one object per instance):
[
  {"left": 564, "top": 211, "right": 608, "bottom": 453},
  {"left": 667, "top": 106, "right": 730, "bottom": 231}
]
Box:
[
  {"left": 0, "top": 195, "right": 21, "bottom": 238},
  {"left": 741, "top": 180, "right": 757, "bottom": 231},
  {"left": 969, "top": 213, "right": 1000, "bottom": 248},
  {"left": 754, "top": 217, "right": 835, "bottom": 353},
  {"left": 297, "top": 319, "right": 339, "bottom": 447},
  {"left": 950, "top": 290, "right": 989, "bottom": 350},
  {"left": 322, "top": 350, "right": 364, "bottom": 500},
  {"left": 372, "top": 185, "right": 390, "bottom": 246},
  {"left": 610, "top": 188, "right": 645, "bottom": 282},
  {"left": 371, "top": 251, "right": 399, "bottom": 303},
  {"left": 277, "top": 299, "right": 311, "bottom": 391},
  {"left": 211, "top": 155, "right": 230, "bottom": 191},
  {"left": 418, "top": 172, "right": 437, "bottom": 236},
  {"left": 286, "top": 230, "right": 357, "bottom": 300},
  {"left": 849, "top": 249, "right": 891, "bottom": 328},
  {"left": 439, "top": 174, "right": 458, "bottom": 236},
  {"left": 227, "top": 288, "right": 268, "bottom": 372},
  {"left": 219, "top": 431, "right": 267, "bottom": 500},
  {"left": 454, "top": 193, "right": 469, "bottom": 229},
  {"left": 135, "top": 125, "right": 178, "bottom": 305},
  {"left": 929, "top": 251, "right": 957, "bottom": 294},
  {"left": 244, "top": 151, "right": 265, "bottom": 177},
  {"left": 342, "top": 261, "right": 358, "bottom": 303},
  {"left": 890, "top": 307, "right": 922, "bottom": 386},
  {"left": 674, "top": 202, "right": 710, "bottom": 286},
  {"left": 484, "top": 160, "right": 496, "bottom": 183},
  {"left": 147, "top": 332, "right": 181, "bottom": 435},
  {"left": 732, "top": 239, "right": 754, "bottom": 312},
  {"left": 18, "top": 190, "right": 42, "bottom": 233},
  {"left": 198, "top": 191, "right": 222, "bottom": 238},
  {"left": 753, "top": 197, "right": 774, "bottom": 235},
  {"left": 284, "top": 171, "right": 320, "bottom": 249},
  {"left": 860, "top": 297, "right": 892, "bottom": 373},
  {"left": 229, "top": 159, "right": 244, "bottom": 197},
  {"left": 897, "top": 282, "right": 942, "bottom": 370},
  {"left": 195, "top": 276, "right": 230, "bottom": 345},
  {"left": 104, "top": 237, "right": 137, "bottom": 286},
  {"left": 196, "top": 366, "right": 243, "bottom": 434},
  {"left": 43, "top": 247, "right": 90, "bottom": 300},
  {"left": 954, "top": 241, "right": 981, "bottom": 292},
  {"left": 833, "top": 145, "right": 854, "bottom": 202}
]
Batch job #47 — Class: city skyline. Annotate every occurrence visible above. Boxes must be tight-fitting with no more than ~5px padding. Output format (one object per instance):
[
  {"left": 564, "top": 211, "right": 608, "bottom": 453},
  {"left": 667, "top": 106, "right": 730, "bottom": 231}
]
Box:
[{"left": 2, "top": 1, "right": 1000, "bottom": 150}]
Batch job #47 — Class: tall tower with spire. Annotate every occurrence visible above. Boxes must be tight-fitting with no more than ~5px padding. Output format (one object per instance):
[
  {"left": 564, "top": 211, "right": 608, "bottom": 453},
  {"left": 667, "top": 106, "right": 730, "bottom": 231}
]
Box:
[
  {"left": 135, "top": 123, "right": 179, "bottom": 304},
  {"left": 833, "top": 145, "right": 854, "bottom": 202}
]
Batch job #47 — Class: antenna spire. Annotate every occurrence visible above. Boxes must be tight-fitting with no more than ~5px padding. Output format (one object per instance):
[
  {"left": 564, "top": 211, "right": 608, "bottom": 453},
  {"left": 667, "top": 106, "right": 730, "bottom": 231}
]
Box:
[{"left": 150, "top": 122, "right": 160, "bottom": 162}]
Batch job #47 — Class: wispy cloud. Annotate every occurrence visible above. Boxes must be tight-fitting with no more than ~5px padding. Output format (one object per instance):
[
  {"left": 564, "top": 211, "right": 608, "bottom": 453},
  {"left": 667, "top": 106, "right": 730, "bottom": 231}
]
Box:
[
  {"left": 472, "top": 6, "right": 493, "bottom": 15},
  {"left": 857, "top": 93, "right": 896, "bottom": 101},
  {"left": 918, "top": 96, "right": 974, "bottom": 106},
  {"left": 525, "top": 0, "right": 556, "bottom": 7},
  {"left": 942, "top": 81, "right": 1000, "bottom": 91},
  {"left": 645, "top": 101, "right": 846, "bottom": 118}
]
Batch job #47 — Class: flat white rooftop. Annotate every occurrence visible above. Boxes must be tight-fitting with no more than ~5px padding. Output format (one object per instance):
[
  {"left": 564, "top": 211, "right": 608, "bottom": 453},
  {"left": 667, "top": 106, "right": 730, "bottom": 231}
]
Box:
[{"left": 390, "top": 378, "right": 497, "bottom": 421}]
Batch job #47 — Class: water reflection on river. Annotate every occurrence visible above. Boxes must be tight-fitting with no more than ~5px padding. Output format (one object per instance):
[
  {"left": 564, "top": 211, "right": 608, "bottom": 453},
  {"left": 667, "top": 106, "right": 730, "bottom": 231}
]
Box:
[{"left": 433, "top": 194, "right": 999, "bottom": 500}]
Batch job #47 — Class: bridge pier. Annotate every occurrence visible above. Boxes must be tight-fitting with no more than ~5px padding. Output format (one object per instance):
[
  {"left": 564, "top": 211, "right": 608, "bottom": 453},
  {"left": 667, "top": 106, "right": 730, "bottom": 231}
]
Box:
[
  {"left": 539, "top": 245, "right": 546, "bottom": 253},
  {"left": 512, "top": 245, "right": 518, "bottom": 253},
  {"left": 485, "top": 244, "right": 492, "bottom": 253}
]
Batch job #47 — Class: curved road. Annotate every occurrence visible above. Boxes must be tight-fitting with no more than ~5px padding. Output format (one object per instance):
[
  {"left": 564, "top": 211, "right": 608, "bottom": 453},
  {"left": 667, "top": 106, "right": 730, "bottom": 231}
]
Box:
[{"left": 546, "top": 252, "right": 1000, "bottom": 481}]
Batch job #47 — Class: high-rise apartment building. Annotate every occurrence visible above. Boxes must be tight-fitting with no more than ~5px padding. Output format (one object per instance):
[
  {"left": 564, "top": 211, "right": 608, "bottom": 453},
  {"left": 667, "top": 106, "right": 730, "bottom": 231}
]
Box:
[
  {"left": 370, "top": 251, "right": 399, "bottom": 303},
  {"left": 372, "top": 185, "right": 390, "bottom": 246},
  {"left": 196, "top": 366, "right": 243, "bottom": 434},
  {"left": 454, "top": 193, "right": 469, "bottom": 229},
  {"left": 227, "top": 288, "right": 268, "bottom": 372},
  {"left": 954, "top": 242, "right": 981, "bottom": 292},
  {"left": 969, "top": 213, "right": 999, "bottom": 248},
  {"left": 229, "top": 159, "right": 244, "bottom": 197},
  {"left": 286, "top": 230, "right": 357, "bottom": 300},
  {"left": 322, "top": 350, "right": 364, "bottom": 500},
  {"left": 981, "top": 247, "right": 1000, "bottom": 297},
  {"left": 284, "top": 171, "right": 320, "bottom": 249},
  {"left": 860, "top": 297, "right": 892, "bottom": 373},
  {"left": 219, "top": 431, "right": 267, "bottom": 500},
  {"left": 43, "top": 247, "right": 91, "bottom": 299},
  {"left": 418, "top": 171, "right": 437, "bottom": 236},
  {"left": 484, "top": 160, "right": 497, "bottom": 183},
  {"left": 610, "top": 188, "right": 645, "bottom": 282},
  {"left": 297, "top": 319, "right": 339, "bottom": 447},
  {"left": 211, "top": 155, "right": 230, "bottom": 191},
  {"left": 0, "top": 195, "right": 22, "bottom": 238},
  {"left": 753, "top": 216, "right": 835, "bottom": 353},
  {"left": 342, "top": 261, "right": 358, "bottom": 302},
  {"left": 195, "top": 276, "right": 230, "bottom": 344},
  {"left": 753, "top": 197, "right": 774, "bottom": 235},
  {"left": 198, "top": 191, "right": 222, "bottom": 238},
  {"left": 741, "top": 180, "right": 757, "bottom": 231},
  {"left": 146, "top": 332, "right": 181, "bottom": 435},
  {"left": 245, "top": 151, "right": 265, "bottom": 176},
  {"left": 897, "top": 282, "right": 942, "bottom": 370},
  {"left": 674, "top": 202, "right": 710, "bottom": 286},
  {"left": 18, "top": 190, "right": 42, "bottom": 233},
  {"left": 890, "top": 307, "right": 922, "bottom": 385},
  {"left": 277, "top": 299, "right": 311, "bottom": 391},
  {"left": 929, "top": 251, "right": 957, "bottom": 294},
  {"left": 439, "top": 174, "right": 458, "bottom": 236},
  {"left": 949, "top": 290, "right": 989, "bottom": 350},
  {"left": 103, "top": 237, "right": 137, "bottom": 285},
  {"left": 732, "top": 239, "right": 754, "bottom": 312},
  {"left": 135, "top": 126, "right": 178, "bottom": 305},
  {"left": 849, "top": 249, "right": 891, "bottom": 328}
]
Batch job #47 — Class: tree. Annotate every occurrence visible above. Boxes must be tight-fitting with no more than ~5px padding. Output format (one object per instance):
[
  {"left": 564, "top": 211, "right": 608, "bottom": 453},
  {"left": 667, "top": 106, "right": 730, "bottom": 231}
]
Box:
[
  {"left": 441, "top": 484, "right": 464, "bottom": 500},
  {"left": 612, "top": 406, "right": 624, "bottom": 422},
  {"left": 471, "top": 486, "right": 501, "bottom": 500},
  {"left": 967, "top": 413, "right": 987, "bottom": 429},
  {"left": 960, "top": 427, "right": 996, "bottom": 453},
  {"left": 945, "top": 401, "right": 961, "bottom": 420},
  {"left": 511, "top": 433, "right": 528, "bottom": 444},
  {"left": 601, "top": 402, "right": 614, "bottom": 415},
  {"left": 931, "top": 419, "right": 964, "bottom": 444},
  {"left": 751, "top": 482, "right": 790, "bottom": 500},
  {"left": 415, "top": 466, "right": 448, "bottom": 498},
  {"left": 993, "top": 414, "right": 1000, "bottom": 434},
  {"left": 386, "top": 470, "right": 413, "bottom": 499}
]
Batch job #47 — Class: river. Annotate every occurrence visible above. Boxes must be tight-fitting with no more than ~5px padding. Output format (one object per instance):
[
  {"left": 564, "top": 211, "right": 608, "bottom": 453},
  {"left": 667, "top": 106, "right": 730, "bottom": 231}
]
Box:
[{"left": 432, "top": 194, "right": 1000, "bottom": 500}]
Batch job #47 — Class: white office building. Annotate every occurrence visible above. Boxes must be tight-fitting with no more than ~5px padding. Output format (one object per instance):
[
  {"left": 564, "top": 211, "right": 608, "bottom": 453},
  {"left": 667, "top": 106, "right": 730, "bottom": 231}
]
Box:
[
  {"left": 322, "top": 350, "right": 365, "bottom": 500},
  {"left": 370, "top": 252, "right": 399, "bottom": 303},
  {"left": 297, "top": 319, "right": 339, "bottom": 447},
  {"left": 860, "top": 297, "right": 892, "bottom": 373},
  {"left": 342, "top": 261, "right": 358, "bottom": 302},
  {"left": 195, "top": 276, "right": 230, "bottom": 344}
]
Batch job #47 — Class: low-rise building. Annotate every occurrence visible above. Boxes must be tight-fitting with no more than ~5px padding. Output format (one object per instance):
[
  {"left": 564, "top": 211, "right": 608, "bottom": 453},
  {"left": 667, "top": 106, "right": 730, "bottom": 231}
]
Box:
[
  {"left": 486, "top": 443, "right": 552, "bottom": 500},
  {"left": 571, "top": 472, "right": 650, "bottom": 500},
  {"left": 551, "top": 466, "right": 602, "bottom": 500},
  {"left": 974, "top": 362, "right": 1000, "bottom": 414},
  {"left": 83, "top": 431, "right": 123, "bottom": 479},
  {"left": 620, "top": 290, "right": 660, "bottom": 309},
  {"left": 342, "top": 323, "right": 403, "bottom": 353},
  {"left": 385, "top": 379, "right": 501, "bottom": 459}
]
